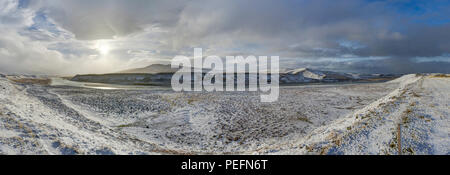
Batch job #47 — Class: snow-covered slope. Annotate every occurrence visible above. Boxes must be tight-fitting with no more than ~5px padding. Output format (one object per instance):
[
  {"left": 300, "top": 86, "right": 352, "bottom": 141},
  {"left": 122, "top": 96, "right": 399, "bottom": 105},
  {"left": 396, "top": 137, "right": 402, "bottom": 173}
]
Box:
[
  {"left": 258, "top": 74, "right": 449, "bottom": 155},
  {"left": 0, "top": 76, "right": 164, "bottom": 154}
]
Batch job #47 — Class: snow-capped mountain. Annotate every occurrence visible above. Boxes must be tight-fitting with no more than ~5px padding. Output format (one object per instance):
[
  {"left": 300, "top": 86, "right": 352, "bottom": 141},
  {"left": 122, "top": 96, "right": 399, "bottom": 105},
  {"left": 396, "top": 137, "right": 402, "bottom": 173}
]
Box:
[{"left": 281, "top": 68, "right": 327, "bottom": 83}]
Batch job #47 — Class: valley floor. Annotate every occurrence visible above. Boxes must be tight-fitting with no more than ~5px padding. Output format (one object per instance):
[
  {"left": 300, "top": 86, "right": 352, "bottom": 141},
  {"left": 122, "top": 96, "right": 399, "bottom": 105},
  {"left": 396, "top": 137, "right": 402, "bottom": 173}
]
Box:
[{"left": 0, "top": 74, "right": 448, "bottom": 154}]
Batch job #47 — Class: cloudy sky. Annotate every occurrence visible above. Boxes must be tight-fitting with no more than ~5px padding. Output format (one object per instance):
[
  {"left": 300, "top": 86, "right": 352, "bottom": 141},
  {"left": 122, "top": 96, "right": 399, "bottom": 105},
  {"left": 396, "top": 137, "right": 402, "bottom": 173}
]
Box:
[{"left": 0, "top": 0, "right": 449, "bottom": 75}]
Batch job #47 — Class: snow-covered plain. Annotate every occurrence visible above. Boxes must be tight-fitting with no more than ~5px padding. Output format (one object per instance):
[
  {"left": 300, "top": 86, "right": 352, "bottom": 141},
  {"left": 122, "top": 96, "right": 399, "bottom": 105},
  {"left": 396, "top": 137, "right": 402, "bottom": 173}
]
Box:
[{"left": 0, "top": 73, "right": 448, "bottom": 155}]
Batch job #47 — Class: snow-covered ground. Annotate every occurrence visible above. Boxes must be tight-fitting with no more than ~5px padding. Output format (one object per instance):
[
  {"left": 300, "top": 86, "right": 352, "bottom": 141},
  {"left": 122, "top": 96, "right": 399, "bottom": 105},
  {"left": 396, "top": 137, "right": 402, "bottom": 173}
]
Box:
[{"left": 0, "top": 74, "right": 448, "bottom": 155}]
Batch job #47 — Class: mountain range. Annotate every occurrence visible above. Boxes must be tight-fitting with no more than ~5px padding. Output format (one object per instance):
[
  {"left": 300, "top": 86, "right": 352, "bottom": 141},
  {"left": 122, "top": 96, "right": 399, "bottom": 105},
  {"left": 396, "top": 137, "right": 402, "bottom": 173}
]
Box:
[{"left": 71, "top": 64, "right": 400, "bottom": 85}]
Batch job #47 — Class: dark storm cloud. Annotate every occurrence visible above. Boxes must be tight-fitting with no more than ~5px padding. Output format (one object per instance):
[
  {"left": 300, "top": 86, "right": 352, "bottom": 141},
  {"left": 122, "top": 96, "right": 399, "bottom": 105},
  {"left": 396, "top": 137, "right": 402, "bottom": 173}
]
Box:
[
  {"left": 325, "top": 59, "right": 450, "bottom": 74},
  {"left": 173, "top": 0, "right": 449, "bottom": 64},
  {"left": 36, "top": 0, "right": 450, "bottom": 58},
  {"left": 355, "top": 24, "right": 450, "bottom": 58}
]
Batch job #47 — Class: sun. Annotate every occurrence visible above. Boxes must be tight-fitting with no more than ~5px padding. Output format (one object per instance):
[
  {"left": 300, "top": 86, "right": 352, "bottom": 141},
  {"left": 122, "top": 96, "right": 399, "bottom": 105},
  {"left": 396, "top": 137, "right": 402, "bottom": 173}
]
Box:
[{"left": 95, "top": 40, "right": 111, "bottom": 55}]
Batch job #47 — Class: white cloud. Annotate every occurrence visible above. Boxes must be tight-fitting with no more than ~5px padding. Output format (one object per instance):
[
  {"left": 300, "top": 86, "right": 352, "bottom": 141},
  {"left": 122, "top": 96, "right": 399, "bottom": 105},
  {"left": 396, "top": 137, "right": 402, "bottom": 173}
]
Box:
[{"left": 35, "top": 0, "right": 186, "bottom": 40}]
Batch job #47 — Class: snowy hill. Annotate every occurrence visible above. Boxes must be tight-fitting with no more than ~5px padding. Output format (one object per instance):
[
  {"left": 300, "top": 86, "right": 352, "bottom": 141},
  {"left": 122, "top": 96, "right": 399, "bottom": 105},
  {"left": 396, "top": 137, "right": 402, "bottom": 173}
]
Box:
[
  {"left": 72, "top": 64, "right": 211, "bottom": 85},
  {"left": 118, "top": 64, "right": 180, "bottom": 74},
  {"left": 266, "top": 74, "right": 450, "bottom": 155},
  {"left": 281, "top": 68, "right": 327, "bottom": 83},
  {"left": 71, "top": 65, "right": 400, "bottom": 85},
  {"left": 118, "top": 64, "right": 210, "bottom": 74},
  {"left": 279, "top": 68, "right": 397, "bottom": 83}
]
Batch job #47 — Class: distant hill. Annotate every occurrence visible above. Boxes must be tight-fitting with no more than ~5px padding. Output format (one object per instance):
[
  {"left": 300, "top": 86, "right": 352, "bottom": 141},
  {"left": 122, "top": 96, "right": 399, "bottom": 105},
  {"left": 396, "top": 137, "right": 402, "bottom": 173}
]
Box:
[
  {"left": 118, "top": 64, "right": 180, "bottom": 74},
  {"left": 71, "top": 66, "right": 401, "bottom": 85},
  {"left": 118, "top": 63, "right": 211, "bottom": 74},
  {"left": 281, "top": 68, "right": 399, "bottom": 83}
]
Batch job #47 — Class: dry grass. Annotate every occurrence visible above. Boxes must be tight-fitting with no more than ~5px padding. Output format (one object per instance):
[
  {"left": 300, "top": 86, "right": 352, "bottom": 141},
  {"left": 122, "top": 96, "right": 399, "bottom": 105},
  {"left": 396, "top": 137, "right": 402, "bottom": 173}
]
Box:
[
  {"left": 187, "top": 95, "right": 206, "bottom": 105},
  {"left": 116, "top": 123, "right": 136, "bottom": 128},
  {"left": 430, "top": 74, "right": 450, "bottom": 78},
  {"left": 296, "top": 116, "right": 313, "bottom": 124},
  {"left": 405, "top": 108, "right": 413, "bottom": 114},
  {"left": 402, "top": 108, "right": 413, "bottom": 124},
  {"left": 9, "top": 78, "right": 51, "bottom": 85},
  {"left": 411, "top": 92, "right": 421, "bottom": 97},
  {"left": 187, "top": 98, "right": 196, "bottom": 105},
  {"left": 402, "top": 116, "right": 409, "bottom": 124}
]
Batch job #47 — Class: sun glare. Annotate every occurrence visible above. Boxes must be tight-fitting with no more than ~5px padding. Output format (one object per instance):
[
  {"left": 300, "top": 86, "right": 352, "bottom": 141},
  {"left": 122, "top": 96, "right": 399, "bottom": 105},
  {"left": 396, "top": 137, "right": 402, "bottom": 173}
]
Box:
[{"left": 95, "top": 40, "right": 111, "bottom": 55}]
